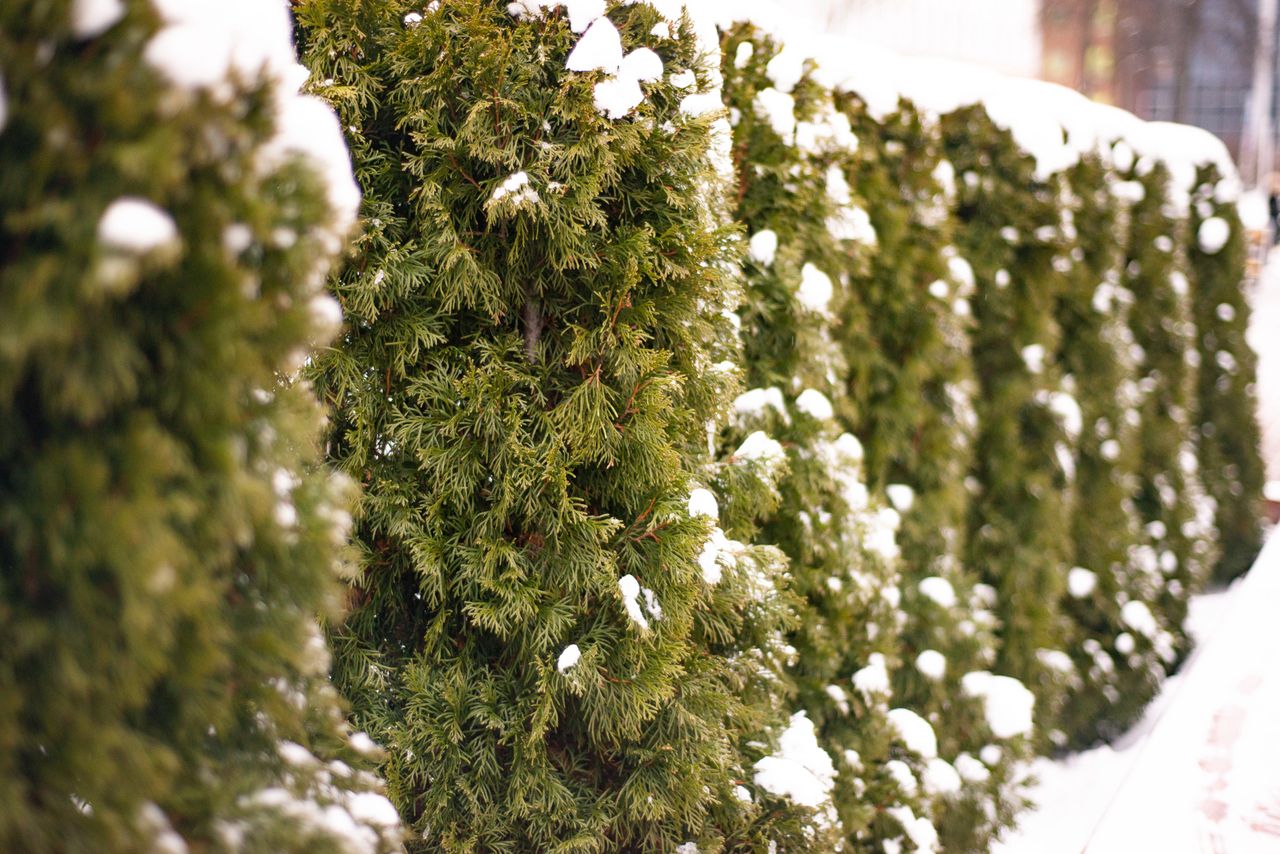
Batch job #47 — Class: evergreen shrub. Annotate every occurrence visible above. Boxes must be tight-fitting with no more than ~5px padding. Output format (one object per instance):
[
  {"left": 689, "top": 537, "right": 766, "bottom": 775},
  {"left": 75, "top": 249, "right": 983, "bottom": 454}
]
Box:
[
  {"left": 298, "top": 1, "right": 819, "bottom": 849},
  {"left": 938, "top": 105, "right": 1076, "bottom": 741},
  {"left": 1187, "top": 163, "right": 1265, "bottom": 583},
  {"left": 0, "top": 2, "right": 400, "bottom": 851}
]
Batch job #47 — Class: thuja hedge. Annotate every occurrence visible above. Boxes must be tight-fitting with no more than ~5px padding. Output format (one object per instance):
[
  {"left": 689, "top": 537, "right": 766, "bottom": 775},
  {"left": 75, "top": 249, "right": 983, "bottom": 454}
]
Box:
[
  {"left": 938, "top": 104, "right": 1077, "bottom": 746},
  {"left": 723, "top": 24, "right": 960, "bottom": 850},
  {"left": 0, "top": 2, "right": 399, "bottom": 852},
  {"left": 1119, "top": 156, "right": 1211, "bottom": 668},
  {"left": 848, "top": 97, "right": 1032, "bottom": 850},
  {"left": 1187, "top": 163, "right": 1266, "bottom": 583},
  {"left": 1052, "top": 149, "right": 1163, "bottom": 749},
  {"left": 287, "top": 1, "right": 1260, "bottom": 851},
  {"left": 297, "top": 1, "right": 824, "bottom": 850}
]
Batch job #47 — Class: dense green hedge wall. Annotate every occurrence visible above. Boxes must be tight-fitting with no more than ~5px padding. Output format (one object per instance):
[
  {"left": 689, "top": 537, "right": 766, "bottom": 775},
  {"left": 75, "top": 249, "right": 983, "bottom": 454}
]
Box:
[
  {"left": 720, "top": 24, "right": 935, "bottom": 849},
  {"left": 293, "top": 3, "right": 1259, "bottom": 850},
  {"left": 4, "top": 2, "right": 1260, "bottom": 851},
  {"left": 1119, "top": 159, "right": 1213, "bottom": 670}
]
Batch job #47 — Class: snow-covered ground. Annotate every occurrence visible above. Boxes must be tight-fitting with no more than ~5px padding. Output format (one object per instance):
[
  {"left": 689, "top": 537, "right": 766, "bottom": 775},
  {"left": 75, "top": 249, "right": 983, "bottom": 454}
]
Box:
[{"left": 998, "top": 532, "right": 1280, "bottom": 853}]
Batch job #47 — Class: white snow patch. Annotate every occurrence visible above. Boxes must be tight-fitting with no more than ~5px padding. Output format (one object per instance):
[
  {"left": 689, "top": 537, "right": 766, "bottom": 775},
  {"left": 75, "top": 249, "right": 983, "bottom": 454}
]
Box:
[
  {"left": 1120, "top": 600, "right": 1159, "bottom": 638},
  {"left": 346, "top": 792, "right": 400, "bottom": 829},
  {"left": 618, "top": 574, "right": 648, "bottom": 629},
  {"left": 866, "top": 507, "right": 901, "bottom": 561},
  {"left": 258, "top": 90, "right": 361, "bottom": 255},
  {"left": 490, "top": 171, "right": 540, "bottom": 206},
  {"left": 1046, "top": 391, "right": 1083, "bottom": 439},
  {"left": 1067, "top": 566, "right": 1098, "bottom": 598},
  {"left": 835, "top": 432, "right": 864, "bottom": 462},
  {"left": 765, "top": 45, "right": 806, "bottom": 93},
  {"left": 915, "top": 649, "right": 946, "bottom": 680},
  {"left": 922, "top": 757, "right": 963, "bottom": 796},
  {"left": 734, "top": 431, "right": 785, "bottom": 467},
  {"left": 1197, "top": 216, "right": 1230, "bottom": 255},
  {"left": 1115, "top": 632, "right": 1136, "bottom": 655},
  {"left": 754, "top": 87, "right": 796, "bottom": 140},
  {"left": 1038, "top": 649, "right": 1074, "bottom": 674},
  {"left": 687, "top": 488, "right": 719, "bottom": 520},
  {"left": 748, "top": 229, "right": 779, "bottom": 266},
  {"left": 565, "top": 0, "right": 606, "bottom": 32},
  {"left": 954, "top": 752, "right": 991, "bottom": 784},
  {"left": 594, "top": 75, "right": 644, "bottom": 119},
  {"left": 557, "top": 644, "right": 581, "bottom": 673},
  {"left": 948, "top": 255, "right": 976, "bottom": 291},
  {"left": 97, "top": 198, "right": 178, "bottom": 253},
  {"left": 886, "top": 484, "right": 915, "bottom": 513},
  {"left": 732, "top": 387, "right": 789, "bottom": 424},
  {"left": 962, "top": 671, "right": 1035, "bottom": 739},
  {"left": 853, "top": 652, "right": 891, "bottom": 698},
  {"left": 347, "top": 732, "right": 379, "bottom": 758},
  {"left": 668, "top": 69, "right": 696, "bottom": 89},
  {"left": 752, "top": 712, "right": 838, "bottom": 809},
  {"left": 71, "top": 0, "right": 125, "bottom": 38},
  {"left": 679, "top": 91, "right": 723, "bottom": 118},
  {"left": 620, "top": 47, "right": 663, "bottom": 82},
  {"left": 795, "top": 388, "right": 834, "bottom": 421},
  {"left": 308, "top": 295, "right": 344, "bottom": 339},
  {"left": 565, "top": 17, "right": 623, "bottom": 73},
  {"left": 697, "top": 526, "right": 737, "bottom": 585},
  {"left": 887, "top": 707, "right": 938, "bottom": 759},
  {"left": 1021, "top": 343, "right": 1047, "bottom": 375},
  {"left": 918, "top": 576, "right": 957, "bottom": 609},
  {"left": 885, "top": 760, "right": 918, "bottom": 797},
  {"left": 796, "top": 263, "right": 834, "bottom": 315},
  {"left": 642, "top": 586, "right": 662, "bottom": 621}
]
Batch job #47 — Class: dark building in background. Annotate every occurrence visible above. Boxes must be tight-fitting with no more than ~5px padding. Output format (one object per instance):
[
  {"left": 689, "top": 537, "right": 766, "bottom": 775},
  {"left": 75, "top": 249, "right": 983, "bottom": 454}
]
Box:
[{"left": 1042, "top": 0, "right": 1271, "bottom": 159}]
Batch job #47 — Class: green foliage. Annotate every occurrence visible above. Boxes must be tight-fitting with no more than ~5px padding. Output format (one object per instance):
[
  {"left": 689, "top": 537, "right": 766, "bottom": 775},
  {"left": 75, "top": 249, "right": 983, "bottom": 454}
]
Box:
[
  {"left": 841, "top": 97, "right": 1031, "bottom": 850},
  {"left": 719, "top": 24, "right": 923, "bottom": 848},
  {"left": 1052, "top": 151, "right": 1163, "bottom": 749},
  {"left": 0, "top": 3, "right": 1268, "bottom": 851},
  {"left": 0, "top": 2, "right": 397, "bottom": 852},
  {"left": 1187, "top": 165, "right": 1265, "bottom": 583},
  {"left": 940, "top": 106, "right": 1075, "bottom": 742},
  {"left": 297, "top": 1, "right": 815, "bottom": 849},
  {"left": 1120, "top": 160, "right": 1213, "bottom": 666},
  {"left": 719, "top": 26, "right": 1034, "bottom": 851}
]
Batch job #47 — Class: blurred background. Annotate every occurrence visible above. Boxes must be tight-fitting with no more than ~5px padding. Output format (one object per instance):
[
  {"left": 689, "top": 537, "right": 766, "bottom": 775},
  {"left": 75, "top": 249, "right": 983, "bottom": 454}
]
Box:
[{"left": 790, "top": 0, "right": 1277, "bottom": 186}]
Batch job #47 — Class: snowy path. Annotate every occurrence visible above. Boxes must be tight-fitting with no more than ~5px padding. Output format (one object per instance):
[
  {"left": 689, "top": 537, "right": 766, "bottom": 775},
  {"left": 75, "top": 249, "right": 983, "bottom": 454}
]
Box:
[{"left": 996, "top": 531, "right": 1280, "bottom": 853}]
